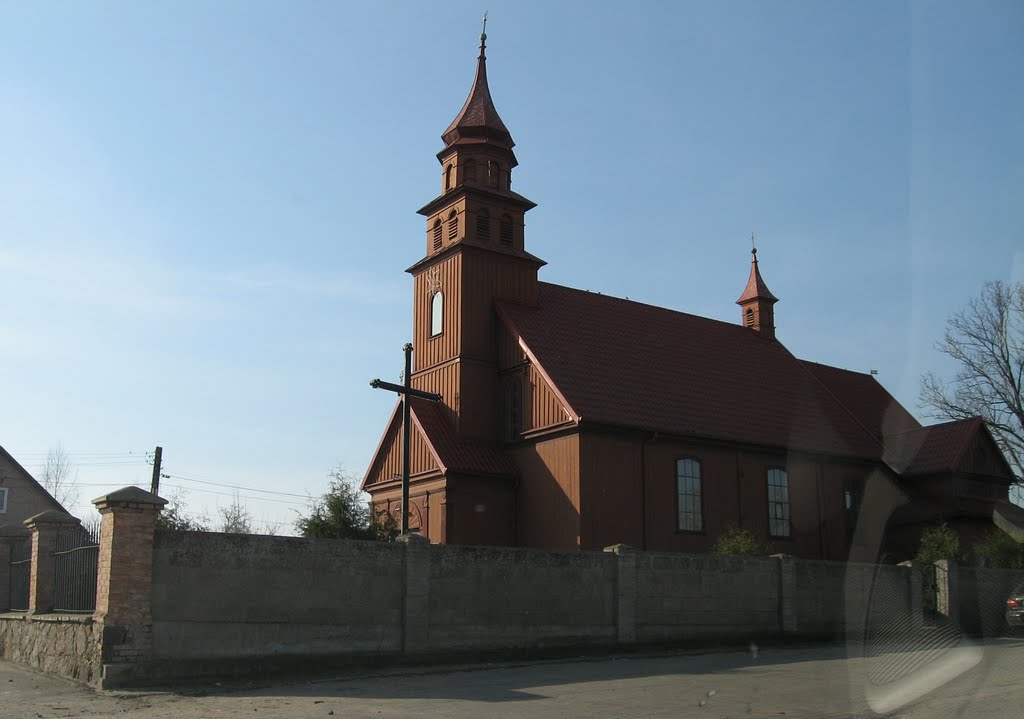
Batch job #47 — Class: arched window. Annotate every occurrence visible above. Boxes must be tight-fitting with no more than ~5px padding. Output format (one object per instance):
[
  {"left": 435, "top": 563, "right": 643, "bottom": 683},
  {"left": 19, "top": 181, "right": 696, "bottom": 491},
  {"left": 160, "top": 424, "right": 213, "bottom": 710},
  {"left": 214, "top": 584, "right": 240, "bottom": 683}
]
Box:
[
  {"left": 464, "top": 159, "right": 477, "bottom": 182},
  {"left": 506, "top": 377, "right": 522, "bottom": 441},
  {"left": 445, "top": 164, "right": 454, "bottom": 191},
  {"left": 745, "top": 308, "right": 755, "bottom": 327},
  {"left": 767, "top": 468, "right": 790, "bottom": 537},
  {"left": 476, "top": 209, "right": 491, "bottom": 241},
  {"left": 499, "top": 215, "right": 514, "bottom": 246},
  {"left": 430, "top": 292, "right": 443, "bottom": 336},
  {"left": 432, "top": 219, "right": 442, "bottom": 251},
  {"left": 447, "top": 210, "right": 458, "bottom": 242},
  {"left": 676, "top": 458, "right": 703, "bottom": 532},
  {"left": 488, "top": 161, "right": 500, "bottom": 188}
]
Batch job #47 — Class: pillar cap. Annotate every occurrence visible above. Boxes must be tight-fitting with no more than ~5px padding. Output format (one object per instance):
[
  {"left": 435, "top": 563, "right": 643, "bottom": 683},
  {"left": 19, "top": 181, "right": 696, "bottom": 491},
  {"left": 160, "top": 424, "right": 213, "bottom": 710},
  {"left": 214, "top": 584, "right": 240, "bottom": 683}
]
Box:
[
  {"left": 92, "top": 486, "right": 167, "bottom": 508},
  {"left": 603, "top": 543, "right": 636, "bottom": 554},
  {"left": 24, "top": 510, "right": 81, "bottom": 528}
]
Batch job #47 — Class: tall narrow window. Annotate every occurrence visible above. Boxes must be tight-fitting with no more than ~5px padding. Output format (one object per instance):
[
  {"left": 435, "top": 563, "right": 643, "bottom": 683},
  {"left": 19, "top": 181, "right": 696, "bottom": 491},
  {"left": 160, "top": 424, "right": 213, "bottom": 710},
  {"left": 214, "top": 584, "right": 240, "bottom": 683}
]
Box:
[
  {"left": 767, "top": 468, "right": 790, "bottom": 537},
  {"left": 432, "top": 219, "right": 442, "bottom": 251},
  {"left": 745, "top": 308, "right": 755, "bottom": 327},
  {"left": 447, "top": 210, "right": 458, "bottom": 242},
  {"left": 676, "top": 459, "right": 703, "bottom": 532},
  {"left": 488, "top": 161, "right": 500, "bottom": 188},
  {"left": 476, "top": 210, "right": 491, "bottom": 241},
  {"left": 464, "top": 159, "right": 477, "bottom": 182},
  {"left": 0, "top": 487, "right": 8, "bottom": 513},
  {"left": 445, "top": 164, "right": 454, "bottom": 191},
  {"left": 430, "top": 292, "right": 443, "bottom": 336},
  {"left": 500, "top": 215, "right": 513, "bottom": 246},
  {"left": 506, "top": 377, "right": 522, "bottom": 441}
]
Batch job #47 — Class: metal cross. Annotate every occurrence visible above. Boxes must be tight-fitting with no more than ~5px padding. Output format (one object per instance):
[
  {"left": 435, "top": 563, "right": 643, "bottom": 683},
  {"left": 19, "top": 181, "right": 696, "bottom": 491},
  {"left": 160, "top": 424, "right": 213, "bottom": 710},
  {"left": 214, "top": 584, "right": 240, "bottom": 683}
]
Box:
[{"left": 370, "top": 343, "right": 442, "bottom": 535}]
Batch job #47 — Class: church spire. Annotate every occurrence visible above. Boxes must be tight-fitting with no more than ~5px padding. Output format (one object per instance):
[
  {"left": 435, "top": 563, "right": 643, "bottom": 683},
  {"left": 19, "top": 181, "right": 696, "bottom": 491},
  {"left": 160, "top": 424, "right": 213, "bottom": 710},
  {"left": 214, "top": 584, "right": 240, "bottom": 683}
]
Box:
[
  {"left": 736, "top": 238, "right": 778, "bottom": 339},
  {"left": 441, "top": 17, "right": 514, "bottom": 151}
]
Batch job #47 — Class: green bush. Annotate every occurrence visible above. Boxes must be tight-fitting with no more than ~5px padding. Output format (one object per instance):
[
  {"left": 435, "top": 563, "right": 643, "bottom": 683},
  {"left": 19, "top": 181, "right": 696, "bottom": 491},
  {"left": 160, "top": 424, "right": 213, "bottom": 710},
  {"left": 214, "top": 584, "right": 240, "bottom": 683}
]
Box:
[
  {"left": 712, "top": 526, "right": 764, "bottom": 556},
  {"left": 915, "top": 522, "right": 960, "bottom": 565},
  {"left": 973, "top": 529, "right": 1024, "bottom": 568}
]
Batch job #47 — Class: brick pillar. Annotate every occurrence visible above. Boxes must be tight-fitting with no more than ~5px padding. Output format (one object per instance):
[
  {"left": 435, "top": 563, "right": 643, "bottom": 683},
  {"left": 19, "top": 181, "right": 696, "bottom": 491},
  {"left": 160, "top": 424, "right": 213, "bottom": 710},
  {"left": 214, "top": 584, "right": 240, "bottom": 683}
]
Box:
[
  {"left": 772, "top": 554, "right": 797, "bottom": 634},
  {"left": 898, "top": 560, "right": 924, "bottom": 629},
  {"left": 0, "top": 526, "right": 30, "bottom": 612},
  {"left": 24, "top": 511, "right": 81, "bottom": 615},
  {"left": 397, "top": 533, "right": 430, "bottom": 653},
  {"left": 92, "top": 487, "right": 166, "bottom": 685},
  {"left": 935, "top": 559, "right": 959, "bottom": 624},
  {"left": 604, "top": 543, "right": 637, "bottom": 644}
]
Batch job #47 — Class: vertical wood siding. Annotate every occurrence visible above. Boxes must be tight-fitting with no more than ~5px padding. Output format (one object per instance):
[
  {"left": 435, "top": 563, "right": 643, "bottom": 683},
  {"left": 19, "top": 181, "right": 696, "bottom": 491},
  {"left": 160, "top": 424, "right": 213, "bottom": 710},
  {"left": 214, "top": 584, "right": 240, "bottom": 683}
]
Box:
[
  {"left": 529, "top": 364, "right": 572, "bottom": 431},
  {"left": 413, "top": 254, "right": 462, "bottom": 372},
  {"left": 365, "top": 417, "right": 439, "bottom": 486},
  {"left": 511, "top": 434, "right": 581, "bottom": 549}
]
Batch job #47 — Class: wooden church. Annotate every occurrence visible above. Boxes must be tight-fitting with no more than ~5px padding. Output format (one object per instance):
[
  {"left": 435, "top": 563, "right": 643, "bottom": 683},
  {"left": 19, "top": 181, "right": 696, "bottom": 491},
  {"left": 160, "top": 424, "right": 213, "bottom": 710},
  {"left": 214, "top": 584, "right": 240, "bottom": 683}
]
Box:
[{"left": 362, "top": 31, "right": 1017, "bottom": 561}]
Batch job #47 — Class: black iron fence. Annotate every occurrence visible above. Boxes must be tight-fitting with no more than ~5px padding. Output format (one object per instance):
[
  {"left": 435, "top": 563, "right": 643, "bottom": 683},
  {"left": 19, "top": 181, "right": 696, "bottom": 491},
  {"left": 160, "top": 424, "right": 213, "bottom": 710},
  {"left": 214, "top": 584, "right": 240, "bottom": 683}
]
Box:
[
  {"left": 9, "top": 538, "right": 31, "bottom": 611},
  {"left": 53, "top": 525, "right": 99, "bottom": 613}
]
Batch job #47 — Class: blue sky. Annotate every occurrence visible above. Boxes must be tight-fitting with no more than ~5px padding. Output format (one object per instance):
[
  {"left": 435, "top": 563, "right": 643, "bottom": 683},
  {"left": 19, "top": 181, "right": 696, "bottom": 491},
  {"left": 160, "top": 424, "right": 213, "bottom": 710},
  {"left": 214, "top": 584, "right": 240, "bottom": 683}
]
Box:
[{"left": 1, "top": 1, "right": 1021, "bottom": 531}]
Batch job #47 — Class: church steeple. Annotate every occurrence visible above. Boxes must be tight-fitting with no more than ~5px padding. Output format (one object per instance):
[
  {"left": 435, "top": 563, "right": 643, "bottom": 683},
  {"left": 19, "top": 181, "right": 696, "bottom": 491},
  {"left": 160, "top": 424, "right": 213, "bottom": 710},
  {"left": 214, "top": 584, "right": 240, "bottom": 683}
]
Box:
[
  {"left": 736, "top": 242, "right": 778, "bottom": 339},
  {"left": 441, "top": 19, "right": 514, "bottom": 152}
]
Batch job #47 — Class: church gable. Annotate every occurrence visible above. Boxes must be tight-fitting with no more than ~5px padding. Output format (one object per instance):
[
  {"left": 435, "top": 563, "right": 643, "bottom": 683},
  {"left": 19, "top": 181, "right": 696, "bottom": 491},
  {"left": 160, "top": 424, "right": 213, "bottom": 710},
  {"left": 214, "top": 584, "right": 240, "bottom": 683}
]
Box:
[
  {"left": 362, "top": 403, "right": 442, "bottom": 489},
  {"left": 957, "top": 425, "right": 1016, "bottom": 480}
]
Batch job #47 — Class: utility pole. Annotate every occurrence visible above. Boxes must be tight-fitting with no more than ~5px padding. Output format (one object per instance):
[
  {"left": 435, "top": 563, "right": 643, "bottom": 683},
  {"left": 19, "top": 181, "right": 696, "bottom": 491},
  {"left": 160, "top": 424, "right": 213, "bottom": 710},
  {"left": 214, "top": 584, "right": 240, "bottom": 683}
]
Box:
[
  {"left": 370, "top": 343, "right": 441, "bottom": 535},
  {"left": 150, "top": 446, "right": 163, "bottom": 495}
]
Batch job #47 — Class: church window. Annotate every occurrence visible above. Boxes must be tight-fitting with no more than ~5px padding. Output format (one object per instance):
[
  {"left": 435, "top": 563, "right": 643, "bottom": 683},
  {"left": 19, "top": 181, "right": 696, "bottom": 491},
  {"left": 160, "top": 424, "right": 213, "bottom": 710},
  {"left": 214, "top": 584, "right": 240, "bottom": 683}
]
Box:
[
  {"left": 464, "top": 159, "right": 477, "bottom": 182},
  {"left": 500, "top": 215, "right": 514, "bottom": 246},
  {"left": 676, "top": 458, "right": 703, "bottom": 532},
  {"left": 745, "top": 308, "right": 755, "bottom": 327},
  {"left": 447, "top": 210, "right": 458, "bottom": 242},
  {"left": 445, "top": 164, "right": 454, "bottom": 191},
  {"left": 432, "top": 219, "right": 442, "bottom": 251},
  {"left": 0, "top": 487, "right": 7, "bottom": 513},
  {"left": 767, "top": 468, "right": 790, "bottom": 537},
  {"left": 476, "top": 210, "right": 491, "bottom": 241},
  {"left": 506, "top": 377, "right": 522, "bottom": 441},
  {"left": 430, "top": 292, "right": 443, "bottom": 336},
  {"left": 488, "top": 161, "right": 500, "bottom": 188}
]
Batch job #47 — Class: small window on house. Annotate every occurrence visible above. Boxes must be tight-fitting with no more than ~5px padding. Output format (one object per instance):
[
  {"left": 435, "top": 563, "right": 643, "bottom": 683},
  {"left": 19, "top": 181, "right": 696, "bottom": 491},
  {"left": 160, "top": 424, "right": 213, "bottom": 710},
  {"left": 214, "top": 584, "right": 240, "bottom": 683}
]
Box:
[
  {"left": 432, "top": 219, "right": 442, "bottom": 251},
  {"left": 500, "top": 215, "right": 514, "bottom": 246},
  {"left": 676, "top": 459, "right": 703, "bottom": 532},
  {"left": 445, "top": 164, "right": 454, "bottom": 191},
  {"left": 843, "top": 478, "right": 862, "bottom": 535},
  {"left": 745, "top": 308, "right": 755, "bottom": 327},
  {"left": 464, "top": 159, "right": 477, "bottom": 182},
  {"left": 447, "top": 210, "right": 458, "bottom": 242},
  {"left": 767, "top": 468, "right": 790, "bottom": 537},
  {"left": 430, "top": 292, "right": 443, "bottom": 336},
  {"left": 0, "top": 487, "right": 7, "bottom": 514},
  {"left": 506, "top": 377, "right": 522, "bottom": 441},
  {"left": 476, "top": 210, "right": 491, "bottom": 241}
]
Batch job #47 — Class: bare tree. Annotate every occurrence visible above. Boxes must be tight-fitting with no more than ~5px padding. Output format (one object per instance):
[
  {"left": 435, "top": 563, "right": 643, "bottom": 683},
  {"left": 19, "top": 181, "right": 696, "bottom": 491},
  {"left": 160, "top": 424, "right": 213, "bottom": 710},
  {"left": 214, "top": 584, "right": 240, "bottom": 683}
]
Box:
[
  {"left": 40, "top": 442, "right": 79, "bottom": 509},
  {"left": 920, "top": 280, "right": 1024, "bottom": 482},
  {"left": 218, "top": 490, "right": 253, "bottom": 534}
]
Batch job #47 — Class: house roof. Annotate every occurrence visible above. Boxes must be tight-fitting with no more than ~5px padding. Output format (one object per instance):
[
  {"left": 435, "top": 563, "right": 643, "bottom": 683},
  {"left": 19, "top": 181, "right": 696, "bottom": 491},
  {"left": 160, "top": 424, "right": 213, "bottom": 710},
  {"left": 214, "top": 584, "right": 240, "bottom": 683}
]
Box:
[
  {"left": 800, "top": 361, "right": 921, "bottom": 440},
  {"left": 883, "top": 417, "right": 985, "bottom": 477},
  {"left": 497, "top": 282, "right": 885, "bottom": 460},
  {"left": 409, "top": 398, "right": 518, "bottom": 477},
  {"left": 0, "top": 445, "right": 67, "bottom": 514}
]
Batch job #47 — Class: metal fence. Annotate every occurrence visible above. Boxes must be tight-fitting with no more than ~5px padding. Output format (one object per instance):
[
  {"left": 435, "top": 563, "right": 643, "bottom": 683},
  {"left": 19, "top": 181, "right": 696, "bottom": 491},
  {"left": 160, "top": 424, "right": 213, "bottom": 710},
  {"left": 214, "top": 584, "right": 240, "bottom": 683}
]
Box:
[
  {"left": 9, "top": 538, "right": 31, "bottom": 611},
  {"left": 53, "top": 525, "right": 99, "bottom": 613}
]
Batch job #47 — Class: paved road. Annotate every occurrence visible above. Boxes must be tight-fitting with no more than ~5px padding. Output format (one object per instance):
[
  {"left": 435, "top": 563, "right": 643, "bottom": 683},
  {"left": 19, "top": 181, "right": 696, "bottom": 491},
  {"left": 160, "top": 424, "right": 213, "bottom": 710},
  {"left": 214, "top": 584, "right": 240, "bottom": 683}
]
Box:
[{"left": 2, "top": 639, "right": 1022, "bottom": 719}]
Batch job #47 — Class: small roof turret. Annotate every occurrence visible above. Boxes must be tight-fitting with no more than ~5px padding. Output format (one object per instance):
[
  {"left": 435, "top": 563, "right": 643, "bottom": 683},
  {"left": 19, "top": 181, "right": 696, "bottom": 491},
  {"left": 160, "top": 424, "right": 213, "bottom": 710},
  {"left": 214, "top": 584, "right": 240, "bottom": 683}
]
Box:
[{"left": 736, "top": 247, "right": 779, "bottom": 305}]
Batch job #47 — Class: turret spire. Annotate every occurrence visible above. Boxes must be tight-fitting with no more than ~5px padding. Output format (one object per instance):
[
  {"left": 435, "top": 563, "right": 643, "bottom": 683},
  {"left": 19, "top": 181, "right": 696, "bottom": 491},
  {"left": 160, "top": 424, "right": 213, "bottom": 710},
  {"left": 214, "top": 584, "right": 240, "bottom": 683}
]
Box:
[
  {"left": 736, "top": 241, "right": 779, "bottom": 339},
  {"left": 442, "top": 20, "right": 514, "bottom": 150}
]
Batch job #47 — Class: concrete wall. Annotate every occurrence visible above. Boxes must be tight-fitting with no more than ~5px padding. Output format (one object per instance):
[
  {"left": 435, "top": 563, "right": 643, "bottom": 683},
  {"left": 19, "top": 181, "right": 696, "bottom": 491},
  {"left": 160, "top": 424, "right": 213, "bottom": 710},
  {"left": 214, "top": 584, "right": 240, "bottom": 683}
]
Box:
[
  {"left": 150, "top": 531, "right": 405, "bottom": 659},
  {"left": 426, "top": 545, "right": 616, "bottom": 650}
]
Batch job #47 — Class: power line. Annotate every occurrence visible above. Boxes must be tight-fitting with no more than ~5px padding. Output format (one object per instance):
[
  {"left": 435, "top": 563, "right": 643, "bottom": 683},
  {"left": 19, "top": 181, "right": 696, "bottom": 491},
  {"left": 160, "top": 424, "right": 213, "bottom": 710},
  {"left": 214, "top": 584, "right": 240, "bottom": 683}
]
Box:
[{"left": 162, "top": 471, "right": 314, "bottom": 499}]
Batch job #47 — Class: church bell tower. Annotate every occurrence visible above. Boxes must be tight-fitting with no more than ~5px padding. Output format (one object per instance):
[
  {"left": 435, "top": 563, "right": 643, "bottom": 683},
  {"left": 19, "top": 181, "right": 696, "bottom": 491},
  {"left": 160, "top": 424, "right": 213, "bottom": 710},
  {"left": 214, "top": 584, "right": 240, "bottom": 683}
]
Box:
[{"left": 406, "top": 25, "right": 543, "bottom": 442}]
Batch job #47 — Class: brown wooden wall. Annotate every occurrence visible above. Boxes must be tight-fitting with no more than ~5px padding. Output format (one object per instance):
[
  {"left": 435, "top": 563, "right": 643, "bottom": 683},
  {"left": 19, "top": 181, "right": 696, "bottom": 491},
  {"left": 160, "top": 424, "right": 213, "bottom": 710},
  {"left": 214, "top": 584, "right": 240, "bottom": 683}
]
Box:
[
  {"left": 576, "top": 429, "right": 865, "bottom": 559},
  {"left": 528, "top": 364, "right": 572, "bottom": 431},
  {"left": 364, "top": 414, "right": 439, "bottom": 487},
  {"left": 413, "top": 254, "right": 462, "bottom": 372},
  {"left": 370, "top": 476, "right": 448, "bottom": 544},
  {"left": 510, "top": 434, "right": 581, "bottom": 550}
]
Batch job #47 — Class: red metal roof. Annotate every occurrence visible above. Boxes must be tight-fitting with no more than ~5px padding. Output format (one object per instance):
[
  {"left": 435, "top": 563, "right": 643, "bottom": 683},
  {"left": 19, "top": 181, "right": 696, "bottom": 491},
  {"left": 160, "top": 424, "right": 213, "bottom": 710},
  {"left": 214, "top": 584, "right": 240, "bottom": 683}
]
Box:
[
  {"left": 883, "top": 417, "right": 984, "bottom": 476},
  {"left": 441, "top": 34, "right": 514, "bottom": 151},
  {"left": 736, "top": 251, "right": 778, "bottom": 304},
  {"left": 410, "top": 398, "right": 518, "bottom": 477},
  {"left": 498, "top": 283, "right": 885, "bottom": 460},
  {"left": 800, "top": 361, "right": 921, "bottom": 440}
]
